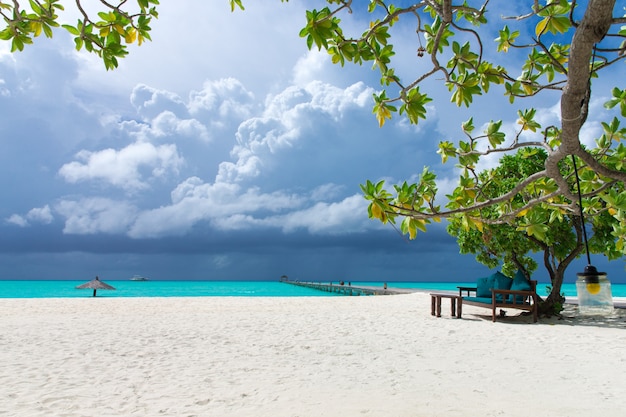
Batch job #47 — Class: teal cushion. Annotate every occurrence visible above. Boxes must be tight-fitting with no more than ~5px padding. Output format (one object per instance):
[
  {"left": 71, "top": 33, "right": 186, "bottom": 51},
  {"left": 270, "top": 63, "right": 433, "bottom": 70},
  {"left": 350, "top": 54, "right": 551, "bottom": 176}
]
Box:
[
  {"left": 475, "top": 272, "right": 511, "bottom": 300},
  {"left": 476, "top": 276, "right": 494, "bottom": 297},
  {"left": 510, "top": 270, "right": 531, "bottom": 291},
  {"left": 492, "top": 271, "right": 513, "bottom": 290},
  {"left": 510, "top": 270, "right": 532, "bottom": 303},
  {"left": 463, "top": 296, "right": 492, "bottom": 304}
]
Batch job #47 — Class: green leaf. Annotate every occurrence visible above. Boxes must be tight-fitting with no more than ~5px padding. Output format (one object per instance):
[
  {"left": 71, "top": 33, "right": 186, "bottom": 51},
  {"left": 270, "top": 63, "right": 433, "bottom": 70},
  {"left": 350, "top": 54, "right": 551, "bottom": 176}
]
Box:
[
  {"left": 536, "top": 0, "right": 572, "bottom": 36},
  {"left": 517, "top": 108, "right": 541, "bottom": 132},
  {"left": 0, "top": 30, "right": 12, "bottom": 41},
  {"left": 437, "top": 141, "right": 457, "bottom": 164},
  {"left": 97, "top": 11, "right": 115, "bottom": 22},
  {"left": 461, "top": 117, "right": 474, "bottom": 134},
  {"left": 523, "top": 223, "right": 549, "bottom": 241},
  {"left": 73, "top": 36, "right": 83, "bottom": 51},
  {"left": 604, "top": 88, "right": 626, "bottom": 117},
  {"left": 486, "top": 120, "right": 505, "bottom": 147},
  {"left": 28, "top": 0, "right": 42, "bottom": 15},
  {"left": 495, "top": 25, "right": 519, "bottom": 53},
  {"left": 42, "top": 23, "right": 53, "bottom": 38},
  {"left": 399, "top": 87, "right": 432, "bottom": 124},
  {"left": 448, "top": 72, "right": 482, "bottom": 107}
]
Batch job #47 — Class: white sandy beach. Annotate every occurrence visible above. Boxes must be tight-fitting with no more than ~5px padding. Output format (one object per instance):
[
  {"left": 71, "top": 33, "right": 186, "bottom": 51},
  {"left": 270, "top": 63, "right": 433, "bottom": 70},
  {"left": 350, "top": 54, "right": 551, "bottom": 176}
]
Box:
[{"left": 1, "top": 293, "right": 625, "bottom": 417}]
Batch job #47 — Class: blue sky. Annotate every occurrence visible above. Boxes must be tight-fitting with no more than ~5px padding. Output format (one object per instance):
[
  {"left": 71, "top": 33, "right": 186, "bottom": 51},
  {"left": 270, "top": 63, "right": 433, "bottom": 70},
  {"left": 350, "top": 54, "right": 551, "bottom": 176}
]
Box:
[{"left": 0, "top": 1, "right": 623, "bottom": 282}]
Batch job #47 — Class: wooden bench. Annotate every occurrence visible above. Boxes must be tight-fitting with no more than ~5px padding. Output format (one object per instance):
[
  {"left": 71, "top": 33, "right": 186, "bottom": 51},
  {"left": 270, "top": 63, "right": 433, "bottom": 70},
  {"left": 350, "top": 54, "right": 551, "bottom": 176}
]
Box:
[{"left": 458, "top": 279, "right": 539, "bottom": 323}]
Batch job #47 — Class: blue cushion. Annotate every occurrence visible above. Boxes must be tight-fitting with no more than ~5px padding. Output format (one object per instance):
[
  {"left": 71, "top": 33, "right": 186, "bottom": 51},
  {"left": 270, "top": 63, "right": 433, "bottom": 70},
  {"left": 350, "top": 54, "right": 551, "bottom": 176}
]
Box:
[
  {"left": 492, "top": 271, "right": 513, "bottom": 290},
  {"left": 511, "top": 270, "right": 531, "bottom": 291},
  {"left": 510, "top": 270, "right": 532, "bottom": 303},
  {"left": 490, "top": 271, "right": 512, "bottom": 302},
  {"left": 476, "top": 276, "right": 494, "bottom": 297},
  {"left": 476, "top": 272, "right": 511, "bottom": 300},
  {"left": 463, "top": 296, "right": 492, "bottom": 304}
]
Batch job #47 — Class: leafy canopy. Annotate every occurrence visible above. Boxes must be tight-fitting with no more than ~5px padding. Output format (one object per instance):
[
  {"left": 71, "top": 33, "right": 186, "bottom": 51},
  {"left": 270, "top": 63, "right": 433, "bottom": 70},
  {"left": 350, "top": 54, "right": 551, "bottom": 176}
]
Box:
[
  {"left": 448, "top": 148, "right": 621, "bottom": 278},
  {"left": 0, "top": 0, "right": 159, "bottom": 70},
  {"left": 294, "top": 0, "right": 626, "bottom": 256}
]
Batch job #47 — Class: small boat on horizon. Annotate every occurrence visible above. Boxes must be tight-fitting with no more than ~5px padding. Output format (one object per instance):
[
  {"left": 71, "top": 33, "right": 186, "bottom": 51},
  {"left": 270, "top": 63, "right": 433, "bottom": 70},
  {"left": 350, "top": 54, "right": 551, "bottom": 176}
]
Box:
[{"left": 130, "top": 275, "right": 149, "bottom": 281}]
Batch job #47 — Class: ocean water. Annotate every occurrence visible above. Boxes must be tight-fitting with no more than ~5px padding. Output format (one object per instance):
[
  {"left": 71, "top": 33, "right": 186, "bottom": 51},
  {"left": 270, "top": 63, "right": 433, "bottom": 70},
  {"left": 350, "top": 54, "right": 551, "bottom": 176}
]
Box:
[
  {"left": 0, "top": 280, "right": 343, "bottom": 298},
  {"left": 1, "top": 280, "right": 626, "bottom": 298}
]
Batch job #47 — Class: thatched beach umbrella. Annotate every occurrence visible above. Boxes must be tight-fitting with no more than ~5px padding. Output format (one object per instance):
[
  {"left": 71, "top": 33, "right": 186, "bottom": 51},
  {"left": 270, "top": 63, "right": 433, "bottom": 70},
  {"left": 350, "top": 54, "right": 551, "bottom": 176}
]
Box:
[{"left": 76, "top": 276, "right": 115, "bottom": 297}]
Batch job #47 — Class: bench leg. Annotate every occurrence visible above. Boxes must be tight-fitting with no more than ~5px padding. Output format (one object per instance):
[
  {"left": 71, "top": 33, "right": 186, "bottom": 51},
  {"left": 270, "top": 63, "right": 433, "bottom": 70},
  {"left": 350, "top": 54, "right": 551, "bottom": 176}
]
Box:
[
  {"left": 451, "top": 299, "right": 456, "bottom": 317},
  {"left": 431, "top": 296, "right": 436, "bottom": 316},
  {"left": 436, "top": 297, "right": 442, "bottom": 317},
  {"left": 457, "top": 299, "right": 462, "bottom": 318}
]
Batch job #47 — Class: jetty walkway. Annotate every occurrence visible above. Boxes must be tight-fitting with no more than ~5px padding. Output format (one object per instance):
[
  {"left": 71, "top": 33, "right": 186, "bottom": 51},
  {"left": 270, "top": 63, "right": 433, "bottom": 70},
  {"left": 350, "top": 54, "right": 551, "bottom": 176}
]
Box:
[{"left": 281, "top": 280, "right": 418, "bottom": 296}]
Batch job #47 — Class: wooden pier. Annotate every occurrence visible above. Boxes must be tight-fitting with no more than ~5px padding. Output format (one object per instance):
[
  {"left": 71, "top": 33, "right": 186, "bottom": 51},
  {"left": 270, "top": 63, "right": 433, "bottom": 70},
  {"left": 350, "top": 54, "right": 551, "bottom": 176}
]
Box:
[{"left": 281, "top": 280, "right": 417, "bottom": 296}]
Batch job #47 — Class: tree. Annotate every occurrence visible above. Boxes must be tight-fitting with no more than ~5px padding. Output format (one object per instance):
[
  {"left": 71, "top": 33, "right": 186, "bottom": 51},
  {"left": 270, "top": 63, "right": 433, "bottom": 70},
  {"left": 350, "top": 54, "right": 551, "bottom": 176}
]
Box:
[
  {"left": 447, "top": 149, "right": 622, "bottom": 315},
  {"left": 0, "top": 0, "right": 158, "bottom": 70},
  {"left": 2, "top": 0, "right": 625, "bottom": 313},
  {"left": 318, "top": 1, "right": 626, "bottom": 230},
  {"left": 280, "top": 0, "right": 626, "bottom": 312}
]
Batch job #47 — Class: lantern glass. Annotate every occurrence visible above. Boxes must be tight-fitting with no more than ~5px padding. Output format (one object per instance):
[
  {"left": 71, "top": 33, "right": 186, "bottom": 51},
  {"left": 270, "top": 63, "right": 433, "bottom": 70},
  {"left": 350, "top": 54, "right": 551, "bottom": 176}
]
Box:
[{"left": 575, "top": 265, "right": 613, "bottom": 315}]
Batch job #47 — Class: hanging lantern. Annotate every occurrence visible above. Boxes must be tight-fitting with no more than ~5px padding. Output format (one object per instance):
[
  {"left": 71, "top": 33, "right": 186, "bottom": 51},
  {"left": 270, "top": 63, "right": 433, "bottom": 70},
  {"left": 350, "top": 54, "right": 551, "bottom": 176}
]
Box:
[
  {"left": 571, "top": 156, "right": 614, "bottom": 316},
  {"left": 576, "top": 265, "right": 613, "bottom": 315}
]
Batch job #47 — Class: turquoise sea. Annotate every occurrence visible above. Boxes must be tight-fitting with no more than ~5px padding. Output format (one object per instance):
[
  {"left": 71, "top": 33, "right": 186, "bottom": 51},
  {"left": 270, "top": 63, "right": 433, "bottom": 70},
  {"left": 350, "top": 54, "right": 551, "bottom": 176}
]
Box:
[{"left": 1, "top": 280, "right": 626, "bottom": 298}]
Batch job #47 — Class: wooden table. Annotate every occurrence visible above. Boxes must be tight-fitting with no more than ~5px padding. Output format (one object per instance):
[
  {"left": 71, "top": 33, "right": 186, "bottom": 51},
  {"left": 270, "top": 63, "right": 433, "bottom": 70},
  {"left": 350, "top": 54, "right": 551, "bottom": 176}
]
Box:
[{"left": 430, "top": 293, "right": 462, "bottom": 318}]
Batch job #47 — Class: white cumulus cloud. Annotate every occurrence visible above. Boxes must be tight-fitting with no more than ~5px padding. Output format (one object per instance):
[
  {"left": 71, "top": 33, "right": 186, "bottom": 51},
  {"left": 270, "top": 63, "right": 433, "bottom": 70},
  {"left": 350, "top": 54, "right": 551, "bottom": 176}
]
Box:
[
  {"left": 273, "top": 194, "right": 372, "bottom": 235},
  {"left": 55, "top": 198, "right": 138, "bottom": 235},
  {"left": 128, "top": 177, "right": 305, "bottom": 238},
  {"left": 6, "top": 205, "right": 53, "bottom": 227},
  {"left": 58, "top": 142, "right": 184, "bottom": 192}
]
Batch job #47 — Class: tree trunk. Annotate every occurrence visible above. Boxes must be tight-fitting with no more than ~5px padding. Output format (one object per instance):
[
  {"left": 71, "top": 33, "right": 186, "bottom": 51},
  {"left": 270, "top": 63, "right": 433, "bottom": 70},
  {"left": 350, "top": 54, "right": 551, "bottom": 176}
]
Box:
[
  {"left": 540, "top": 269, "right": 566, "bottom": 317},
  {"left": 538, "top": 240, "right": 583, "bottom": 317}
]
